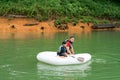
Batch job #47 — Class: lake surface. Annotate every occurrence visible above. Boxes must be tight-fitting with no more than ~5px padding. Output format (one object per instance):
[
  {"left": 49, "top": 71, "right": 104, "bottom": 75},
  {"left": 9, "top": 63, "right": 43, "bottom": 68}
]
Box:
[{"left": 0, "top": 30, "right": 120, "bottom": 80}]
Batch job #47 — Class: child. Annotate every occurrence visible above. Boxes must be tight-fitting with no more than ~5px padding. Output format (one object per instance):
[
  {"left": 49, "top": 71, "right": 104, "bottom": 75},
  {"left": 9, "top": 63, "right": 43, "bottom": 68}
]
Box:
[{"left": 57, "top": 41, "right": 68, "bottom": 57}]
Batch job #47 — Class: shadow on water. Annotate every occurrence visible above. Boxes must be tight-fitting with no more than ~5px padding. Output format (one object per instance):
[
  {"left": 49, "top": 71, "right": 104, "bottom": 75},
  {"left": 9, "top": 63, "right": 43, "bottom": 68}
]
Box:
[{"left": 37, "top": 61, "right": 92, "bottom": 79}]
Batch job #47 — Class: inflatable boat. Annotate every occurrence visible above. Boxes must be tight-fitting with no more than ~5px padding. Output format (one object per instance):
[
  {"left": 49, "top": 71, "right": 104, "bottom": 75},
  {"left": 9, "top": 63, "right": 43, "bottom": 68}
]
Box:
[{"left": 36, "top": 51, "right": 91, "bottom": 65}]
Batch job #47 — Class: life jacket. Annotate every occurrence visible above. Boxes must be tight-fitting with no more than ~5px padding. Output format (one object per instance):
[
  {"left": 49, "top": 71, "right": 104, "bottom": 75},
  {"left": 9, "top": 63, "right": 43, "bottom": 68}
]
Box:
[
  {"left": 57, "top": 45, "right": 67, "bottom": 54},
  {"left": 65, "top": 39, "right": 73, "bottom": 49}
]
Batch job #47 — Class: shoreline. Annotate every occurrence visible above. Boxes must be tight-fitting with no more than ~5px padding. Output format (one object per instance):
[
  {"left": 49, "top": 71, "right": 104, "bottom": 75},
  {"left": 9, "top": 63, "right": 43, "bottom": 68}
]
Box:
[
  {"left": 0, "top": 17, "right": 92, "bottom": 39},
  {"left": 0, "top": 17, "right": 92, "bottom": 32},
  {"left": 0, "top": 17, "right": 120, "bottom": 33},
  {"left": 0, "top": 17, "right": 120, "bottom": 40}
]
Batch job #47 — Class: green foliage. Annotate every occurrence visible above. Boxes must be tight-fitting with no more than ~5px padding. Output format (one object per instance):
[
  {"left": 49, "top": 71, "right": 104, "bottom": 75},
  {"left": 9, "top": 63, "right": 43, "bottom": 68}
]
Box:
[
  {"left": 54, "top": 18, "right": 62, "bottom": 26},
  {"left": 0, "top": 0, "right": 120, "bottom": 23},
  {"left": 54, "top": 17, "right": 70, "bottom": 26}
]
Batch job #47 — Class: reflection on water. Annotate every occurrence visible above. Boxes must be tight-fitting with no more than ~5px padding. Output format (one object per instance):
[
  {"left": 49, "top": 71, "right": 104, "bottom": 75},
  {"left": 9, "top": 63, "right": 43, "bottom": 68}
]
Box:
[
  {"left": 37, "top": 61, "right": 91, "bottom": 79},
  {"left": 0, "top": 29, "right": 91, "bottom": 40},
  {"left": 0, "top": 31, "right": 57, "bottom": 40}
]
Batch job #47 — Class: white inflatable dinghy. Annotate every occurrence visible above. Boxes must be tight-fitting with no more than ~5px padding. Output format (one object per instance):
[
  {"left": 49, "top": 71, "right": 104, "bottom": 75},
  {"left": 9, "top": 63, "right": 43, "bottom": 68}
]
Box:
[{"left": 36, "top": 51, "right": 91, "bottom": 65}]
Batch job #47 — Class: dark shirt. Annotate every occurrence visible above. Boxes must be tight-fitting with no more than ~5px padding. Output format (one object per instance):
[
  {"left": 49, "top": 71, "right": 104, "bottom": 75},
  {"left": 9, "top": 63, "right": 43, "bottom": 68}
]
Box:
[
  {"left": 57, "top": 45, "right": 67, "bottom": 56},
  {"left": 60, "top": 46, "right": 66, "bottom": 53}
]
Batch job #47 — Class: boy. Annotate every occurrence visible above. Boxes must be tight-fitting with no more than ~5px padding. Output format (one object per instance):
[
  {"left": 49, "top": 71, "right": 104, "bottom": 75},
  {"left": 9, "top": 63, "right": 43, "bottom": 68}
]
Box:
[{"left": 57, "top": 41, "right": 68, "bottom": 57}]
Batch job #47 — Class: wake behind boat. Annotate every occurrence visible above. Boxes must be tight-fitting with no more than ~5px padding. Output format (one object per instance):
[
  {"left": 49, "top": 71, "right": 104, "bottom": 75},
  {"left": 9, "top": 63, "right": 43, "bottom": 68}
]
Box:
[{"left": 36, "top": 51, "right": 92, "bottom": 65}]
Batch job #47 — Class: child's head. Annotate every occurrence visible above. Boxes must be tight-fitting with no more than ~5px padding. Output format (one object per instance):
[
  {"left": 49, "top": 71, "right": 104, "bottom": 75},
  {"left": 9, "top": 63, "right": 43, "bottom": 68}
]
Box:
[{"left": 62, "top": 41, "right": 66, "bottom": 46}]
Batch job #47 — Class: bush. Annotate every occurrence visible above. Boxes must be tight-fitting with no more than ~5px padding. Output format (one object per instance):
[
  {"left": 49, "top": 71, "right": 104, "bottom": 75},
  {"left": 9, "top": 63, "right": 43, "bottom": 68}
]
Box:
[{"left": 0, "top": 0, "right": 120, "bottom": 23}]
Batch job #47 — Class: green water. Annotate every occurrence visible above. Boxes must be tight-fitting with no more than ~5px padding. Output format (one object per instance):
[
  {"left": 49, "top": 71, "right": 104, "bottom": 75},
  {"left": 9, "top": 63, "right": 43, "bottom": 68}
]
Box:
[{"left": 0, "top": 31, "right": 120, "bottom": 80}]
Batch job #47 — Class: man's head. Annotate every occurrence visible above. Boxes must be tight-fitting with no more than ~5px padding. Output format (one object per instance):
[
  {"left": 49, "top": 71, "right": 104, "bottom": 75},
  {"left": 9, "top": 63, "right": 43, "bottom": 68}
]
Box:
[{"left": 69, "top": 36, "right": 74, "bottom": 43}]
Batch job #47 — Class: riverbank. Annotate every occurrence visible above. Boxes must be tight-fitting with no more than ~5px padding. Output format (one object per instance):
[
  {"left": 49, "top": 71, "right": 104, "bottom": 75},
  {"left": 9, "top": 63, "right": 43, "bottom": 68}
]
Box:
[
  {"left": 0, "top": 17, "right": 120, "bottom": 33},
  {"left": 0, "top": 17, "right": 92, "bottom": 32},
  {"left": 0, "top": 17, "right": 92, "bottom": 39},
  {"left": 0, "top": 17, "right": 120, "bottom": 40}
]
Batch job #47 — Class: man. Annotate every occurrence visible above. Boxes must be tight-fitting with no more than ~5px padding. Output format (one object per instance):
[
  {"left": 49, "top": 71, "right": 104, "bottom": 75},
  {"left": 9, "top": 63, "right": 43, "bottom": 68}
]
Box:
[{"left": 66, "top": 36, "right": 75, "bottom": 55}]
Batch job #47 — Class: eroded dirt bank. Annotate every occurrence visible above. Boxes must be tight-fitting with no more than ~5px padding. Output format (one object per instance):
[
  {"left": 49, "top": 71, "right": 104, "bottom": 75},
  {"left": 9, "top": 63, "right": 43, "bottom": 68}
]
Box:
[
  {"left": 0, "top": 17, "right": 119, "bottom": 39},
  {"left": 0, "top": 17, "right": 92, "bottom": 32}
]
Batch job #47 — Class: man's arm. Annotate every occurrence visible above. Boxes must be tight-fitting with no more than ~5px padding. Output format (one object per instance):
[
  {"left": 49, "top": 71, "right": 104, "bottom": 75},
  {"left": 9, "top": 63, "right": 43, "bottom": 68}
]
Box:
[
  {"left": 66, "top": 47, "right": 72, "bottom": 55},
  {"left": 71, "top": 47, "right": 74, "bottom": 54}
]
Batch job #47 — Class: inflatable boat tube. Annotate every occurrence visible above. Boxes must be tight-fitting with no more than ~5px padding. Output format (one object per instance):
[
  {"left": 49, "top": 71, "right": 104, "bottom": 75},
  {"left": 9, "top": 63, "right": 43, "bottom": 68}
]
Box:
[{"left": 36, "top": 51, "right": 92, "bottom": 65}]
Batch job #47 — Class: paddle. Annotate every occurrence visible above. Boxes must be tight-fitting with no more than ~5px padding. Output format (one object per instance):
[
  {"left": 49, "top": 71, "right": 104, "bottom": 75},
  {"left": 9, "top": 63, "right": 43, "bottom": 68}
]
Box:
[{"left": 70, "top": 55, "right": 84, "bottom": 62}]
